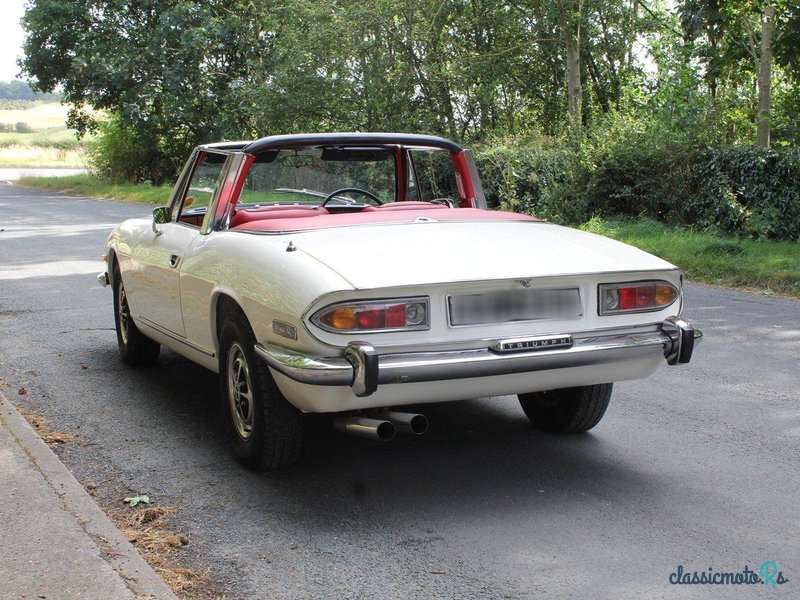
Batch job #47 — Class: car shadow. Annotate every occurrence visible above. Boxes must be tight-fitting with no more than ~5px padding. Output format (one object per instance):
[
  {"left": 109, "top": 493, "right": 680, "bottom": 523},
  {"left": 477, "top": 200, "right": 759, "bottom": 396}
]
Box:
[{"left": 79, "top": 343, "right": 666, "bottom": 531}]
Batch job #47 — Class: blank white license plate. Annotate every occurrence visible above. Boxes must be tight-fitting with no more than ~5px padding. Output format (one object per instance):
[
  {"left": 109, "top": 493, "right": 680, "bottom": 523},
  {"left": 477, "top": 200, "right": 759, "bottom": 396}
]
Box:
[{"left": 448, "top": 288, "right": 582, "bottom": 326}]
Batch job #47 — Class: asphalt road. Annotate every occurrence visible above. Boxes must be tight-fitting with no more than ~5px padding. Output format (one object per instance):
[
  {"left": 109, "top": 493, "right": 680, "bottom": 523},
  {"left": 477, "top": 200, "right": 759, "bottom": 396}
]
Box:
[{"left": 1, "top": 184, "right": 798, "bottom": 599}]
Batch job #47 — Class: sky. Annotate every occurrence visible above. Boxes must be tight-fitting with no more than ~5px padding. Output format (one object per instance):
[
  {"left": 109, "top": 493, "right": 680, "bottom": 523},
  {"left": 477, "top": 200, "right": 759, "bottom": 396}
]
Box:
[{"left": 1, "top": 0, "right": 27, "bottom": 81}]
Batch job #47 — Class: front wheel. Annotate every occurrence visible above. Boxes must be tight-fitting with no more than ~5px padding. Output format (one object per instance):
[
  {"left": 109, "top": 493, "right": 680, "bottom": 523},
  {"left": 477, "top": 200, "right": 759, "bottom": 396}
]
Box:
[
  {"left": 518, "top": 383, "right": 613, "bottom": 433},
  {"left": 218, "top": 308, "right": 303, "bottom": 470},
  {"left": 113, "top": 268, "right": 160, "bottom": 366}
]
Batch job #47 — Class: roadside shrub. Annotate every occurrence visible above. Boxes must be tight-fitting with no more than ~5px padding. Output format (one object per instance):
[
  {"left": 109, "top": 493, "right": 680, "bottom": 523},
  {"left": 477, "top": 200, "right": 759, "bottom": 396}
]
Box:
[
  {"left": 473, "top": 135, "right": 800, "bottom": 241},
  {"left": 15, "top": 121, "right": 33, "bottom": 133},
  {"left": 90, "top": 114, "right": 177, "bottom": 183},
  {"left": 472, "top": 138, "right": 591, "bottom": 223},
  {"left": 686, "top": 147, "right": 800, "bottom": 240}
]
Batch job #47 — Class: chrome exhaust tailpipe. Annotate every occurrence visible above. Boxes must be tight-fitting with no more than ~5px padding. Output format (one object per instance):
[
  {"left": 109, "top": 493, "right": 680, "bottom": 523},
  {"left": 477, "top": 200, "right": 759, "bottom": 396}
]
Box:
[
  {"left": 333, "top": 417, "right": 396, "bottom": 441},
  {"left": 381, "top": 411, "right": 429, "bottom": 436}
]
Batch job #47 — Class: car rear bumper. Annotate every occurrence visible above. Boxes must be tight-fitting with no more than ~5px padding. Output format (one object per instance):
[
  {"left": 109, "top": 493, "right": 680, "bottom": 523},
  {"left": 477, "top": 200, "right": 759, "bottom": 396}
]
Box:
[{"left": 255, "top": 317, "right": 701, "bottom": 399}]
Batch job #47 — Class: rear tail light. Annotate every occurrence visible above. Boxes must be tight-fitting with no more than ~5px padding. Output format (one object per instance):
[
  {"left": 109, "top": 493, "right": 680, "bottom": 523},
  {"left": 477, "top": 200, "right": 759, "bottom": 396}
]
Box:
[
  {"left": 312, "top": 298, "right": 430, "bottom": 333},
  {"left": 599, "top": 281, "right": 678, "bottom": 315}
]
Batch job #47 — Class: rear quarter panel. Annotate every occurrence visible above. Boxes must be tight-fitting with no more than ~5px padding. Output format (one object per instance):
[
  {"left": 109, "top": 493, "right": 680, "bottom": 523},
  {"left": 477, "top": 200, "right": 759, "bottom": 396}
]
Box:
[{"left": 178, "top": 230, "right": 355, "bottom": 360}]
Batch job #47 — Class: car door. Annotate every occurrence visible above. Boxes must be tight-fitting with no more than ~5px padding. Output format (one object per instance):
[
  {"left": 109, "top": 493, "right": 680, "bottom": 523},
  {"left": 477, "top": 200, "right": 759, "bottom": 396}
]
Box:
[{"left": 129, "top": 152, "right": 227, "bottom": 336}]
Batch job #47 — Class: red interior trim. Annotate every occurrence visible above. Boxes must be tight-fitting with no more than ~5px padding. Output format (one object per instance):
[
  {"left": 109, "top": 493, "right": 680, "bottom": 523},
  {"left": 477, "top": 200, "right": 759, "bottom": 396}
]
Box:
[
  {"left": 230, "top": 205, "right": 535, "bottom": 232},
  {"left": 450, "top": 151, "right": 476, "bottom": 208}
]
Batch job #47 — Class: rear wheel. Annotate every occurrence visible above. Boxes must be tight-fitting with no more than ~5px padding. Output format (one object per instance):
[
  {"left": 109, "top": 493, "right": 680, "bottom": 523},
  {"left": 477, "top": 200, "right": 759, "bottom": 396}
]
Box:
[
  {"left": 518, "top": 383, "right": 612, "bottom": 433},
  {"left": 113, "top": 267, "right": 160, "bottom": 366},
  {"left": 218, "top": 306, "right": 303, "bottom": 469}
]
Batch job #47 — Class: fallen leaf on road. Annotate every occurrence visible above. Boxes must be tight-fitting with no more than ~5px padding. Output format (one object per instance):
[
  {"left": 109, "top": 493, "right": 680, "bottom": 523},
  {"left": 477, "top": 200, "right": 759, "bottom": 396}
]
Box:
[{"left": 18, "top": 387, "right": 27, "bottom": 395}]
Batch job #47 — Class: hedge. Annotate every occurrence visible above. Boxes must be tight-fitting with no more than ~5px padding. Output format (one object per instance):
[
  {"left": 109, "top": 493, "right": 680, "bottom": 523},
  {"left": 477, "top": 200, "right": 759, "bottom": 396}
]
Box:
[{"left": 472, "top": 140, "right": 800, "bottom": 241}]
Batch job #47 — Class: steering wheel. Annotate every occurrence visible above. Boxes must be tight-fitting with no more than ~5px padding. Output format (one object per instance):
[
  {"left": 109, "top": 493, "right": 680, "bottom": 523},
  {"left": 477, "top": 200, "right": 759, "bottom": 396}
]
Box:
[{"left": 320, "top": 188, "right": 383, "bottom": 207}]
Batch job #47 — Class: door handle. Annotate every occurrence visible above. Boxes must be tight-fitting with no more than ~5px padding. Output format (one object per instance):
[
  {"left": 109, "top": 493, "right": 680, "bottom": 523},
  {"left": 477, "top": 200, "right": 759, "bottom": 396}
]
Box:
[{"left": 169, "top": 254, "right": 180, "bottom": 268}]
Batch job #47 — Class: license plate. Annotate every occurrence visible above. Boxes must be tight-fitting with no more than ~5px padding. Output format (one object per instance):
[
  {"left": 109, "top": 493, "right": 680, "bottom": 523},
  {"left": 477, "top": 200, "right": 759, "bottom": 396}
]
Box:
[{"left": 448, "top": 288, "right": 582, "bottom": 326}]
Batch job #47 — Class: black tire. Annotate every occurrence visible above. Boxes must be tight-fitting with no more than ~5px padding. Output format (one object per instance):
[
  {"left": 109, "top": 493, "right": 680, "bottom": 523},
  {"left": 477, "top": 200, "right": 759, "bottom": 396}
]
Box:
[
  {"left": 518, "top": 383, "right": 613, "bottom": 433},
  {"left": 113, "top": 267, "right": 160, "bottom": 366},
  {"left": 218, "top": 306, "right": 303, "bottom": 470}
]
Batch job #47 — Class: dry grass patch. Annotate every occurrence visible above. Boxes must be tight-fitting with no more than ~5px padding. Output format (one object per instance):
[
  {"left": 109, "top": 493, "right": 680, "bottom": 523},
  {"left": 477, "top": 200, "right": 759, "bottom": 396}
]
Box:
[
  {"left": 0, "top": 144, "right": 87, "bottom": 167},
  {"left": 110, "top": 503, "right": 230, "bottom": 599},
  {"left": 17, "top": 406, "right": 81, "bottom": 447}
]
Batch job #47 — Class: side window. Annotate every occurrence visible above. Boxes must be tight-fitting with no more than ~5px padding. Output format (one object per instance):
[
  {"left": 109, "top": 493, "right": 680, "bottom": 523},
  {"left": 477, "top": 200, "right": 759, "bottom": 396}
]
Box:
[
  {"left": 176, "top": 153, "right": 227, "bottom": 226},
  {"left": 407, "top": 150, "right": 459, "bottom": 203}
]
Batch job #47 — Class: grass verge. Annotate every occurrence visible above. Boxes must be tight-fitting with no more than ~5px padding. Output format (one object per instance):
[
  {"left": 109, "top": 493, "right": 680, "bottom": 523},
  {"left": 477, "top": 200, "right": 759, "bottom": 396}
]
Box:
[
  {"left": 582, "top": 217, "right": 800, "bottom": 299},
  {"left": 17, "top": 173, "right": 172, "bottom": 204}
]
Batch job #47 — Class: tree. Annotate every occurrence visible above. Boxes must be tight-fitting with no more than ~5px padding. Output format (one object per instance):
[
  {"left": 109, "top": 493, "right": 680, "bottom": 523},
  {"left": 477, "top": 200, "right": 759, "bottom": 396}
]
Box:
[
  {"left": 679, "top": 0, "right": 799, "bottom": 147},
  {"left": 743, "top": 4, "right": 777, "bottom": 148},
  {"left": 558, "top": 0, "right": 584, "bottom": 130}
]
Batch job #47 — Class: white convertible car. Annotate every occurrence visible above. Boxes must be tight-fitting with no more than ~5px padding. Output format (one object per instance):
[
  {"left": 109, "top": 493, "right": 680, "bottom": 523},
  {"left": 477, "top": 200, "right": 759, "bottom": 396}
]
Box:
[{"left": 99, "top": 133, "right": 701, "bottom": 469}]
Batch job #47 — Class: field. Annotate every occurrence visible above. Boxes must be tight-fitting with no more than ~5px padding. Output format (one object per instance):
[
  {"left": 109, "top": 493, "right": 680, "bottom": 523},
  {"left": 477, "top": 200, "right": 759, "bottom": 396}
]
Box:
[
  {"left": 0, "top": 101, "right": 72, "bottom": 129},
  {"left": 0, "top": 102, "right": 91, "bottom": 168}
]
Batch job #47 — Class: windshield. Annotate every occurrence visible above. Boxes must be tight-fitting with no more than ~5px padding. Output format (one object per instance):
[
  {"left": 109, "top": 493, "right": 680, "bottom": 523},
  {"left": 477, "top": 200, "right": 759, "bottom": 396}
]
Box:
[{"left": 240, "top": 147, "right": 396, "bottom": 206}]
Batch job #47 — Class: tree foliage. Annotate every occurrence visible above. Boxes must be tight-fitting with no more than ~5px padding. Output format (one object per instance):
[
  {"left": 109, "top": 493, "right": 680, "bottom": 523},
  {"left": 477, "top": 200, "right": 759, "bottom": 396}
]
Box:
[
  {"left": 17, "top": 1, "right": 800, "bottom": 239},
  {"left": 20, "top": 0, "right": 700, "bottom": 178}
]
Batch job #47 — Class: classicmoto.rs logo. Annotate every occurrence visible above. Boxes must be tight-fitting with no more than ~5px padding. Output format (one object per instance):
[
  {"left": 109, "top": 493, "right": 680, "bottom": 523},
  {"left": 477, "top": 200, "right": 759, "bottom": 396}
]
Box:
[{"left": 668, "top": 562, "right": 789, "bottom": 588}]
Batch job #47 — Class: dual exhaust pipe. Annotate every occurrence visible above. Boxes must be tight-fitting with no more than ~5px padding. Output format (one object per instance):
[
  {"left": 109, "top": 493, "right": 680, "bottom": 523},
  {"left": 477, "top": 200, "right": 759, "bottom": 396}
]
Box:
[{"left": 333, "top": 411, "right": 428, "bottom": 442}]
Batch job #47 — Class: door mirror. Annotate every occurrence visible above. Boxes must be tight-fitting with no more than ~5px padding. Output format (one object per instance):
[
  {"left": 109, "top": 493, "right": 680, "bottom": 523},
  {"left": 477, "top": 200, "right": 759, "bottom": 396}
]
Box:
[{"left": 152, "top": 206, "right": 170, "bottom": 235}]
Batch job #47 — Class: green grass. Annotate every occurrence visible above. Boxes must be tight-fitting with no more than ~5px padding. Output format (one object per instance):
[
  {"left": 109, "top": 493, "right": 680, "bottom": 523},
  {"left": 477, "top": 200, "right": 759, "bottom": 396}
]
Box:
[
  {"left": 582, "top": 217, "right": 800, "bottom": 299},
  {"left": 0, "top": 127, "right": 86, "bottom": 150},
  {"left": 16, "top": 173, "right": 172, "bottom": 204}
]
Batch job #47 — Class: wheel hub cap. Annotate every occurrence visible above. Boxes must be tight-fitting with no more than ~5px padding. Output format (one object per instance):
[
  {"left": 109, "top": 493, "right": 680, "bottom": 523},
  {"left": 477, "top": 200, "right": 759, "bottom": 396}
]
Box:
[
  {"left": 227, "top": 342, "right": 254, "bottom": 440},
  {"left": 118, "top": 287, "right": 130, "bottom": 344}
]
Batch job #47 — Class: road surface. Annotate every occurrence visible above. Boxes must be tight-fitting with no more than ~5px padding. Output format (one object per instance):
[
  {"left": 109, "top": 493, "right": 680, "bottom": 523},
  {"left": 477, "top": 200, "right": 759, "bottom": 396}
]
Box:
[{"left": 0, "top": 185, "right": 797, "bottom": 599}]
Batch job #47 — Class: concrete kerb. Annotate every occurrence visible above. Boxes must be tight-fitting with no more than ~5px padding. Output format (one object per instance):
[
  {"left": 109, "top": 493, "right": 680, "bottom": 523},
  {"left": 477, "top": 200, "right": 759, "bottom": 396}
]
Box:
[{"left": 0, "top": 391, "right": 178, "bottom": 600}]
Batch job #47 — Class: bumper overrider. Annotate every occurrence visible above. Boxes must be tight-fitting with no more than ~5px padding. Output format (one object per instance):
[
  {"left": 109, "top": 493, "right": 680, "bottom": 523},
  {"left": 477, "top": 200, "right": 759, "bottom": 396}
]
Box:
[{"left": 255, "top": 317, "right": 702, "bottom": 398}]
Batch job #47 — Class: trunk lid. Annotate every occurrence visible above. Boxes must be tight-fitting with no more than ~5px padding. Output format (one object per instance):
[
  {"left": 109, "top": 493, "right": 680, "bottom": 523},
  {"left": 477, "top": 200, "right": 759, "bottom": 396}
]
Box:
[{"left": 291, "top": 221, "right": 675, "bottom": 289}]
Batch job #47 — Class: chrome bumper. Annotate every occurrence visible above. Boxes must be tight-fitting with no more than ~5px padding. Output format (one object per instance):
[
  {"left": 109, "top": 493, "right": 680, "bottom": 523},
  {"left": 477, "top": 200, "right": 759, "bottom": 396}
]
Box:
[{"left": 255, "top": 317, "right": 702, "bottom": 398}]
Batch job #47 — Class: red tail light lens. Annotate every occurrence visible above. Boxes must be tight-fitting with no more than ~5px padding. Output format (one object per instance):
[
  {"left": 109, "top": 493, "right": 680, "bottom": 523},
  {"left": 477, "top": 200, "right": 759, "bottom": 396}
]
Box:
[
  {"left": 385, "top": 303, "right": 406, "bottom": 328},
  {"left": 312, "top": 298, "right": 430, "bottom": 333},
  {"left": 357, "top": 308, "right": 385, "bottom": 329},
  {"left": 599, "top": 281, "right": 678, "bottom": 315}
]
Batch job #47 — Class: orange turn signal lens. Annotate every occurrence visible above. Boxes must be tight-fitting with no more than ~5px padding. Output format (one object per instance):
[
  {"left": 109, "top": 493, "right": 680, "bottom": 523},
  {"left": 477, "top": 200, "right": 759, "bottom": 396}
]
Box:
[
  {"left": 328, "top": 307, "right": 358, "bottom": 330},
  {"left": 655, "top": 284, "right": 678, "bottom": 306}
]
